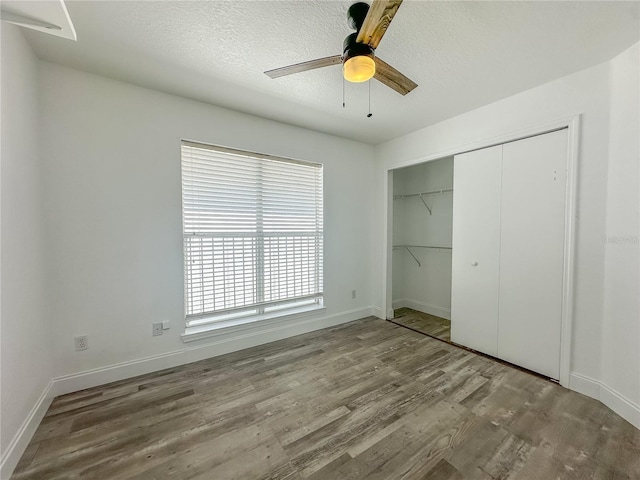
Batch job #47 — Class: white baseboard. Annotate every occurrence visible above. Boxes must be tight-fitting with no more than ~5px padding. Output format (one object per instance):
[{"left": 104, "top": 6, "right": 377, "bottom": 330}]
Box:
[
  {"left": 568, "top": 372, "right": 602, "bottom": 398},
  {"left": 392, "top": 298, "right": 451, "bottom": 320},
  {"left": 600, "top": 386, "right": 640, "bottom": 430},
  {"left": 569, "top": 372, "right": 640, "bottom": 429},
  {"left": 0, "top": 381, "right": 54, "bottom": 480},
  {"left": 50, "top": 350, "right": 186, "bottom": 397},
  {"left": 51, "top": 306, "right": 375, "bottom": 397},
  {"left": 392, "top": 299, "right": 404, "bottom": 309},
  {"left": 372, "top": 306, "right": 385, "bottom": 319}
]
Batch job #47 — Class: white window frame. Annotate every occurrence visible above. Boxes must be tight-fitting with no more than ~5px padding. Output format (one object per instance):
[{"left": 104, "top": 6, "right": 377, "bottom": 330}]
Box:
[{"left": 180, "top": 140, "right": 324, "bottom": 339}]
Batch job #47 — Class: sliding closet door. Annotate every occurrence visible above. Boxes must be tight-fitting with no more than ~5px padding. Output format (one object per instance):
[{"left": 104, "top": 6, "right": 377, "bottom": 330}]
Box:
[
  {"left": 451, "top": 146, "right": 502, "bottom": 356},
  {"left": 498, "top": 130, "right": 567, "bottom": 379}
]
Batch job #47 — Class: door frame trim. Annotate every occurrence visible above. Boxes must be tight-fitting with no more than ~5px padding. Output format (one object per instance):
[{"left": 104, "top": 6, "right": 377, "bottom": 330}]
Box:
[{"left": 382, "top": 114, "right": 580, "bottom": 387}]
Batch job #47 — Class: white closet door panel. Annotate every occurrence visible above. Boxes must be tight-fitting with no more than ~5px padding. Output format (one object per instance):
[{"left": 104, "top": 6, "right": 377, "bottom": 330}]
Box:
[
  {"left": 498, "top": 130, "right": 568, "bottom": 379},
  {"left": 451, "top": 145, "right": 502, "bottom": 356}
]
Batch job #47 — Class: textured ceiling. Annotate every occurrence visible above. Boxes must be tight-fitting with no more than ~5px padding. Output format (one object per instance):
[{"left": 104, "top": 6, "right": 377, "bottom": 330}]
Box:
[{"left": 22, "top": 1, "right": 640, "bottom": 144}]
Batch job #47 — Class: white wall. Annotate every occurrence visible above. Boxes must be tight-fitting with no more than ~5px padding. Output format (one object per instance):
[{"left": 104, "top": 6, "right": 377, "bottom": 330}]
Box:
[
  {"left": 374, "top": 42, "right": 640, "bottom": 427},
  {"left": 38, "top": 62, "right": 376, "bottom": 382},
  {"left": 601, "top": 43, "right": 640, "bottom": 424},
  {"left": 392, "top": 158, "right": 453, "bottom": 318},
  {"left": 0, "top": 25, "right": 52, "bottom": 472},
  {"left": 2, "top": 26, "right": 638, "bottom": 480}
]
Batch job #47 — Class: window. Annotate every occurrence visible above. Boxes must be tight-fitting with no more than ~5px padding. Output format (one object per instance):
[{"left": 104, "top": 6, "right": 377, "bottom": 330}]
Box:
[{"left": 181, "top": 141, "right": 324, "bottom": 331}]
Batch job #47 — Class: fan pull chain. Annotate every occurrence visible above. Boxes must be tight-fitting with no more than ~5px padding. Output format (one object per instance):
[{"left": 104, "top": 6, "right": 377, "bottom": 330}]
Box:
[
  {"left": 342, "top": 72, "right": 346, "bottom": 108},
  {"left": 367, "top": 79, "right": 372, "bottom": 118}
]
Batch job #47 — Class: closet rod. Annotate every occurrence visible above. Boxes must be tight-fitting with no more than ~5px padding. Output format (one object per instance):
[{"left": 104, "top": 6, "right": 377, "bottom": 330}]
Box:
[{"left": 393, "top": 188, "right": 453, "bottom": 199}]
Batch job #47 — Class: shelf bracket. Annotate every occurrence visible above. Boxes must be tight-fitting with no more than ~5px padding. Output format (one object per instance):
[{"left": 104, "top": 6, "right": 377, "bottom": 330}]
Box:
[
  {"left": 404, "top": 246, "right": 421, "bottom": 267},
  {"left": 418, "top": 194, "right": 432, "bottom": 215}
]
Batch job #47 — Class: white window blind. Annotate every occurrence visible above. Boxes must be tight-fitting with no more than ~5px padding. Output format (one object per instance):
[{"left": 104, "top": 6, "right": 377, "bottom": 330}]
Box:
[{"left": 181, "top": 141, "right": 323, "bottom": 327}]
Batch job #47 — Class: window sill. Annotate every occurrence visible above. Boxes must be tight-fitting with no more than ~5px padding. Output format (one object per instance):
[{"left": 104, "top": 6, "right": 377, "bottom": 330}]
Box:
[{"left": 181, "top": 303, "right": 326, "bottom": 343}]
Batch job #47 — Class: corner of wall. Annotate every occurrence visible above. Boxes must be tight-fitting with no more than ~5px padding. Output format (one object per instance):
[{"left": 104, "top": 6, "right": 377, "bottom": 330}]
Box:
[
  {"left": 1, "top": 24, "right": 54, "bottom": 479},
  {"left": 0, "top": 382, "right": 55, "bottom": 480},
  {"left": 570, "top": 372, "right": 640, "bottom": 430},
  {"left": 599, "top": 40, "right": 640, "bottom": 423}
]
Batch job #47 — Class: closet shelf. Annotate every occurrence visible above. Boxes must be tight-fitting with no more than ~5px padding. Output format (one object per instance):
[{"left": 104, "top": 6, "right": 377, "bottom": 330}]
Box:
[
  {"left": 393, "top": 188, "right": 453, "bottom": 200},
  {"left": 392, "top": 245, "right": 453, "bottom": 267},
  {"left": 393, "top": 188, "right": 453, "bottom": 215}
]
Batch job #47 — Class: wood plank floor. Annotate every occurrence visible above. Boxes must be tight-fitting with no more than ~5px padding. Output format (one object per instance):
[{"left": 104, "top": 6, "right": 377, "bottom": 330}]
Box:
[
  {"left": 393, "top": 307, "right": 451, "bottom": 342},
  {"left": 12, "top": 317, "right": 640, "bottom": 480}
]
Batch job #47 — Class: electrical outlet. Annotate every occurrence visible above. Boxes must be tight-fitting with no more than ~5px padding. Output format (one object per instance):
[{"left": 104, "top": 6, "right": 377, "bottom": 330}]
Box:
[
  {"left": 352, "top": 289, "right": 357, "bottom": 299},
  {"left": 152, "top": 323, "right": 163, "bottom": 336},
  {"left": 162, "top": 320, "right": 170, "bottom": 330},
  {"left": 75, "top": 335, "right": 88, "bottom": 351}
]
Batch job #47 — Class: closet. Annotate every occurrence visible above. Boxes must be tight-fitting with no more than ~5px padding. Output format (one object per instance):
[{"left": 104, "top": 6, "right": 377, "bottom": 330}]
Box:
[
  {"left": 451, "top": 129, "right": 568, "bottom": 379},
  {"left": 392, "top": 158, "right": 454, "bottom": 329}
]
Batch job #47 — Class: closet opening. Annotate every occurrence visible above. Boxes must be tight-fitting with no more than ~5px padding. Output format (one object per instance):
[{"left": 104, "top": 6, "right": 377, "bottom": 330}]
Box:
[
  {"left": 389, "top": 156, "right": 454, "bottom": 344},
  {"left": 384, "top": 125, "right": 577, "bottom": 384}
]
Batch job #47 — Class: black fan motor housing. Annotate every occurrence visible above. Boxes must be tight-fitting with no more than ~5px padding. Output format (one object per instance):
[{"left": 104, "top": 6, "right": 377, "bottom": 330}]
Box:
[
  {"left": 347, "top": 2, "right": 370, "bottom": 31},
  {"left": 343, "top": 32, "right": 374, "bottom": 62}
]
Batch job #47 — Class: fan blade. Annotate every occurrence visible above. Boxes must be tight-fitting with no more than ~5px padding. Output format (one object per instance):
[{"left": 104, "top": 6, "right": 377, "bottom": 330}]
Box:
[
  {"left": 374, "top": 57, "right": 417, "bottom": 95},
  {"left": 356, "top": 0, "right": 403, "bottom": 49},
  {"left": 265, "top": 55, "right": 342, "bottom": 79}
]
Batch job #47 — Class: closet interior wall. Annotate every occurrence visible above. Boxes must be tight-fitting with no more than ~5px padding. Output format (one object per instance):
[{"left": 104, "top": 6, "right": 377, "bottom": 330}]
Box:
[{"left": 392, "top": 157, "right": 454, "bottom": 319}]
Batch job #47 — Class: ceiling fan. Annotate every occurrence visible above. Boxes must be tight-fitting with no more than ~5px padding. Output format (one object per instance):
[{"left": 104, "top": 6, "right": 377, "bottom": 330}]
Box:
[{"left": 264, "top": 0, "right": 417, "bottom": 96}]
